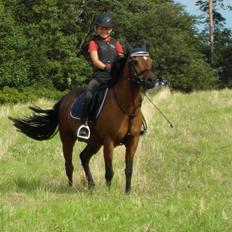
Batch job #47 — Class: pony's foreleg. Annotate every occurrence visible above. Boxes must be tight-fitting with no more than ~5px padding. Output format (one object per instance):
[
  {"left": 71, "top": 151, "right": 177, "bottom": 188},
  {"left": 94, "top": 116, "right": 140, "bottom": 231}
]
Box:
[
  {"left": 62, "top": 136, "right": 76, "bottom": 186},
  {"left": 103, "top": 141, "right": 114, "bottom": 189},
  {"left": 125, "top": 136, "right": 139, "bottom": 193},
  {"left": 80, "top": 144, "right": 101, "bottom": 189}
]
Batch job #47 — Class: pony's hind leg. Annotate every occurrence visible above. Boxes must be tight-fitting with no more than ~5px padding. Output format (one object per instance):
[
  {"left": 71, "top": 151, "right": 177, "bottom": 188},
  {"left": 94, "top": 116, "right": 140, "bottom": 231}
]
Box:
[
  {"left": 80, "top": 144, "right": 101, "bottom": 189},
  {"left": 62, "top": 136, "right": 76, "bottom": 186}
]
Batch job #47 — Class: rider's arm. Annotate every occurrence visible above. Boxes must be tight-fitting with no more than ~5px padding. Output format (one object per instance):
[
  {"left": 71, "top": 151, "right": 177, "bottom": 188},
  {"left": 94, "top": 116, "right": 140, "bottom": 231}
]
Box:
[
  {"left": 89, "top": 50, "right": 106, "bottom": 70},
  {"left": 88, "top": 40, "right": 107, "bottom": 70}
]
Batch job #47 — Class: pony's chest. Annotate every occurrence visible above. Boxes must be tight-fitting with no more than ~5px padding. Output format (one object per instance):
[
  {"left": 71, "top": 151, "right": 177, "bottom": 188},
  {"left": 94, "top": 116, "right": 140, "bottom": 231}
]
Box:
[
  {"left": 119, "top": 119, "right": 142, "bottom": 137},
  {"left": 98, "top": 115, "right": 142, "bottom": 139}
]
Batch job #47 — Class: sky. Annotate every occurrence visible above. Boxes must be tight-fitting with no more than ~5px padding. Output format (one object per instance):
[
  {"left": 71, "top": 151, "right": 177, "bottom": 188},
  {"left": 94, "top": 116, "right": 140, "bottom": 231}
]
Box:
[{"left": 174, "top": 0, "right": 232, "bottom": 30}]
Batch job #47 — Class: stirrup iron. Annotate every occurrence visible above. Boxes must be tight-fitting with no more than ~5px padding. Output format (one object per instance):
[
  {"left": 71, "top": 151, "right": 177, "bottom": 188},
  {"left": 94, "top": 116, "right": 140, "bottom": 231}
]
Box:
[{"left": 77, "top": 125, "right": 90, "bottom": 140}]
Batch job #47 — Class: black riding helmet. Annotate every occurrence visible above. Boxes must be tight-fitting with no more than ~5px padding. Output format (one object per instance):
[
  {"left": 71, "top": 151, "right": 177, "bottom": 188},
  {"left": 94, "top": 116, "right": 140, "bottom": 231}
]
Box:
[{"left": 95, "top": 13, "right": 114, "bottom": 28}]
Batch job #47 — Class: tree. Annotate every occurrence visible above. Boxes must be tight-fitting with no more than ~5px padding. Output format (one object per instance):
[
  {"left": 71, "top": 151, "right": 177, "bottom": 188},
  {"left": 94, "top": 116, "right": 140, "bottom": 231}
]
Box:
[
  {"left": 115, "top": 0, "right": 217, "bottom": 91},
  {"left": 4, "top": 0, "right": 91, "bottom": 90},
  {"left": 209, "top": 0, "right": 214, "bottom": 64},
  {"left": 0, "top": 0, "right": 219, "bottom": 92},
  {"left": 196, "top": 0, "right": 232, "bottom": 87},
  {"left": 215, "top": 29, "right": 232, "bottom": 87},
  {"left": 0, "top": 0, "right": 29, "bottom": 89},
  {"left": 196, "top": 0, "right": 231, "bottom": 62}
]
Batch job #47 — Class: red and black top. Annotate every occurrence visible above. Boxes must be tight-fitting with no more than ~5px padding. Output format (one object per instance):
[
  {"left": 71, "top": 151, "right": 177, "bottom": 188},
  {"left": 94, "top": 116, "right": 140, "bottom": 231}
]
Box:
[{"left": 88, "top": 36, "right": 124, "bottom": 68}]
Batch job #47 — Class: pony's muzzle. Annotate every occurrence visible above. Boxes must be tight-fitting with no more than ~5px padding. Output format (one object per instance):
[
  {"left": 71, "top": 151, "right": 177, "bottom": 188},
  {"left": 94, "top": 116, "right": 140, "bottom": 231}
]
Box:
[{"left": 144, "top": 77, "right": 155, "bottom": 90}]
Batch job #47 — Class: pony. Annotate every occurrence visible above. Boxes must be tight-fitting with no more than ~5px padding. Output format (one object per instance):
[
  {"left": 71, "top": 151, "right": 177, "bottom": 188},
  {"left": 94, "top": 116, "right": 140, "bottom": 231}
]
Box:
[{"left": 9, "top": 42, "right": 157, "bottom": 193}]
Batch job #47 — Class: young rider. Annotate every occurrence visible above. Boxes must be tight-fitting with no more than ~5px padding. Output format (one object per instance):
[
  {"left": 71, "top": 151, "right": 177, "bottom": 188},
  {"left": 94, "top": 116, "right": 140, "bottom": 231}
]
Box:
[{"left": 77, "top": 12, "right": 124, "bottom": 139}]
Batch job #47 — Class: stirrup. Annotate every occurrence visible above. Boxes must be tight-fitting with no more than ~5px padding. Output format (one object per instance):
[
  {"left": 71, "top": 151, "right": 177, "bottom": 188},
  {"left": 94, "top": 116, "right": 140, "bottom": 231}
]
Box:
[{"left": 77, "top": 125, "right": 90, "bottom": 140}]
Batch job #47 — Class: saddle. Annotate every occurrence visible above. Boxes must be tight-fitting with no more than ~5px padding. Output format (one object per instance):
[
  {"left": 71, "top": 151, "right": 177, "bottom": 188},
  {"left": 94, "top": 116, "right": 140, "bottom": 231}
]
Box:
[{"left": 70, "top": 88, "right": 108, "bottom": 123}]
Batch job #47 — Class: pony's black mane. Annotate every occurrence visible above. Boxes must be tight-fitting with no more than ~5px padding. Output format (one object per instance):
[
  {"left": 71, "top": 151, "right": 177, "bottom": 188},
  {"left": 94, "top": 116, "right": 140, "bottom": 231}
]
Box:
[{"left": 108, "top": 54, "right": 129, "bottom": 88}]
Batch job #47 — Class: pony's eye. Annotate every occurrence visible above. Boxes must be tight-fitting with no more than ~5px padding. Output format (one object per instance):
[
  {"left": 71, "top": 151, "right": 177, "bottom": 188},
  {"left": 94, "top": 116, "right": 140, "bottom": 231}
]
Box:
[
  {"left": 128, "top": 59, "right": 138, "bottom": 66},
  {"left": 132, "top": 60, "right": 138, "bottom": 65}
]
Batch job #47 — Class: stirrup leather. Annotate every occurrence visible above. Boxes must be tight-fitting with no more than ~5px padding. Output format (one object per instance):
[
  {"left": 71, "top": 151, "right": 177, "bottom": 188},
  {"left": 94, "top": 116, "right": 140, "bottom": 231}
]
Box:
[{"left": 77, "top": 125, "right": 90, "bottom": 140}]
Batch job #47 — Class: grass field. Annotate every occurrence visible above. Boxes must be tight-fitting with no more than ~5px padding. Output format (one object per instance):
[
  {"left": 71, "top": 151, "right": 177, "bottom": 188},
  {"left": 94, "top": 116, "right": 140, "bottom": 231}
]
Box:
[{"left": 1, "top": 88, "right": 232, "bottom": 231}]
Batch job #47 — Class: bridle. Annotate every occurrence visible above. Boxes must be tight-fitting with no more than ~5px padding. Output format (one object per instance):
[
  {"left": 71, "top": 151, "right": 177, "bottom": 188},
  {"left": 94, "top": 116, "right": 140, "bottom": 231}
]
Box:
[
  {"left": 127, "top": 56, "right": 154, "bottom": 86},
  {"left": 113, "top": 55, "right": 155, "bottom": 116}
]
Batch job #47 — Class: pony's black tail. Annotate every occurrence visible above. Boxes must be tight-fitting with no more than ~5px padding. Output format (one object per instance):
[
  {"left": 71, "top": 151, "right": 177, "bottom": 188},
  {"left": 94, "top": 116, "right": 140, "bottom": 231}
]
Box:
[{"left": 9, "top": 99, "right": 62, "bottom": 141}]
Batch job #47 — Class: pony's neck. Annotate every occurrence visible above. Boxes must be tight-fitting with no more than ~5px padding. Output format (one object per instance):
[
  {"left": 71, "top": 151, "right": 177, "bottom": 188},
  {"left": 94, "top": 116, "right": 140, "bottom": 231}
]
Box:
[{"left": 114, "top": 67, "right": 142, "bottom": 112}]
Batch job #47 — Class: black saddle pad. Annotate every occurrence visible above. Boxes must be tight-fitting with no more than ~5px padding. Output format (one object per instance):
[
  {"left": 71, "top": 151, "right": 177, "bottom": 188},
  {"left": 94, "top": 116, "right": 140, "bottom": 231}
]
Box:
[{"left": 70, "top": 88, "right": 108, "bottom": 122}]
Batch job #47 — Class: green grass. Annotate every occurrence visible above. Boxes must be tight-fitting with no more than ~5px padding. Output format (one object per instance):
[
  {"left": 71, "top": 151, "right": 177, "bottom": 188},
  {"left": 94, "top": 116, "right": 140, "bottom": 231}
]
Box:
[{"left": 1, "top": 89, "right": 232, "bottom": 231}]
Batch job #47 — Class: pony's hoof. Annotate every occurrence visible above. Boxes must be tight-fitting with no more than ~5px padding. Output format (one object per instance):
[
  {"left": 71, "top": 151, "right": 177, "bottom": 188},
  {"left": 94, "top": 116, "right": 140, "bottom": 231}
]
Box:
[
  {"left": 68, "top": 180, "right": 73, "bottom": 186},
  {"left": 88, "top": 182, "right": 95, "bottom": 190}
]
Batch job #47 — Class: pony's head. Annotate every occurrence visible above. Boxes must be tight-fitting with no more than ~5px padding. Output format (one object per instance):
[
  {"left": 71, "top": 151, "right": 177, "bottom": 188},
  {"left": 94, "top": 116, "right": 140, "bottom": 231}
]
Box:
[{"left": 111, "top": 40, "right": 156, "bottom": 90}]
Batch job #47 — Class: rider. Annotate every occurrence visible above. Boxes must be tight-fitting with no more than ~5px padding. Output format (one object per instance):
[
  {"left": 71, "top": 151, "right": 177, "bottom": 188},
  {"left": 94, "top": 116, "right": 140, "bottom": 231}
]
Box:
[{"left": 77, "top": 12, "right": 124, "bottom": 139}]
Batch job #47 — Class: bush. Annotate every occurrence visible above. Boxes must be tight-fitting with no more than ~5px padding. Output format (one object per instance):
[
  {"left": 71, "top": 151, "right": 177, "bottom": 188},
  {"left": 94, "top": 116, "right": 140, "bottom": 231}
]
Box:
[{"left": 0, "top": 81, "right": 66, "bottom": 104}]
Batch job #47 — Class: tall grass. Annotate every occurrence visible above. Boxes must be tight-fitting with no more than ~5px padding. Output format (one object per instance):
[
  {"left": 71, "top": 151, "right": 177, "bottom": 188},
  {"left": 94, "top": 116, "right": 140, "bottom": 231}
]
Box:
[{"left": 1, "top": 89, "right": 232, "bottom": 231}]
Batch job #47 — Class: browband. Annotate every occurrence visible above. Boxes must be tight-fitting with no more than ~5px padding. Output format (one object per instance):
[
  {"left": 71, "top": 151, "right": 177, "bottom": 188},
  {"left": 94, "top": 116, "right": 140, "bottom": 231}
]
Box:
[{"left": 130, "top": 51, "right": 149, "bottom": 57}]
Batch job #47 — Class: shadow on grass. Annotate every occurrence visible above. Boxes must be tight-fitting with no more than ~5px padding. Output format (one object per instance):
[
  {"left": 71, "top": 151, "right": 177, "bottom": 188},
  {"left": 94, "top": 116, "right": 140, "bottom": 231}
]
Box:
[{"left": 1, "top": 176, "right": 91, "bottom": 194}]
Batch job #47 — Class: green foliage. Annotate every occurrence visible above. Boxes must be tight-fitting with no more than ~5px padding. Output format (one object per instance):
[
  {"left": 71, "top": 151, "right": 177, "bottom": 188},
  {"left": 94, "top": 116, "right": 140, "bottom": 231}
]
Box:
[
  {"left": 214, "top": 29, "right": 232, "bottom": 87},
  {"left": 1, "top": 0, "right": 231, "bottom": 93},
  {"left": 0, "top": 1, "right": 29, "bottom": 88},
  {"left": 2, "top": 0, "right": 91, "bottom": 91},
  {"left": 113, "top": 1, "right": 218, "bottom": 91},
  {"left": 198, "top": 28, "right": 232, "bottom": 88}
]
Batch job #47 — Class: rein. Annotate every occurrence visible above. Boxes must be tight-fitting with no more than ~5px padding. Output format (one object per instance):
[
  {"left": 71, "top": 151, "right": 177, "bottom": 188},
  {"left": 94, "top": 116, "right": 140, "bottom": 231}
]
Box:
[
  {"left": 113, "top": 86, "right": 142, "bottom": 136},
  {"left": 112, "top": 87, "right": 141, "bottom": 118}
]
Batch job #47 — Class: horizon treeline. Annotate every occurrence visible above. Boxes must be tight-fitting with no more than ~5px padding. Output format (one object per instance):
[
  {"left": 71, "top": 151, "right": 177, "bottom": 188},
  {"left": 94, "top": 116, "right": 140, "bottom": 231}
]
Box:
[{"left": 1, "top": 0, "right": 232, "bottom": 101}]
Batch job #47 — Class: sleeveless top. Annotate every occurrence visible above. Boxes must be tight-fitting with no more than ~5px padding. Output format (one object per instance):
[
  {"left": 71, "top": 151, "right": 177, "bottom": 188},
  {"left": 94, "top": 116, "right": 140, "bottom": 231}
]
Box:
[{"left": 88, "top": 37, "right": 123, "bottom": 69}]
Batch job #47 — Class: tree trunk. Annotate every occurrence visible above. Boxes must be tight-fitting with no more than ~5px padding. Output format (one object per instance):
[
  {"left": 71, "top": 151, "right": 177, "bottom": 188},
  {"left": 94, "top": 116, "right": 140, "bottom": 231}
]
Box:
[{"left": 209, "top": 0, "right": 214, "bottom": 64}]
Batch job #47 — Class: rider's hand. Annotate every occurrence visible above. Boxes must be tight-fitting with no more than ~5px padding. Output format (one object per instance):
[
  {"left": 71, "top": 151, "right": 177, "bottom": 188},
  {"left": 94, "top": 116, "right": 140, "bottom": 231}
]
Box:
[{"left": 104, "top": 64, "right": 111, "bottom": 73}]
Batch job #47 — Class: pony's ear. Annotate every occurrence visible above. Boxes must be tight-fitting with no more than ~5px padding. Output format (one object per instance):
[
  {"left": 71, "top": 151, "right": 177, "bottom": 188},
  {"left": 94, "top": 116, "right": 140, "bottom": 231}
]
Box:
[
  {"left": 141, "top": 38, "right": 146, "bottom": 51},
  {"left": 124, "top": 39, "right": 133, "bottom": 55}
]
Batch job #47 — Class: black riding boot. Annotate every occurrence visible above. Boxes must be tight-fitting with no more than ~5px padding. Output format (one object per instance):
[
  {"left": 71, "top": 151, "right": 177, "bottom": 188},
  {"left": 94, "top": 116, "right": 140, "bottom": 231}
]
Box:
[{"left": 80, "top": 100, "right": 90, "bottom": 125}]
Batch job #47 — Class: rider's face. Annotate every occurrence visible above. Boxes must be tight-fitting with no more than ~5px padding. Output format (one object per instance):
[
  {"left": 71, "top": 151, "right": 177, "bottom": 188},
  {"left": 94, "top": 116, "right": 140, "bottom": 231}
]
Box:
[{"left": 96, "top": 26, "right": 113, "bottom": 39}]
